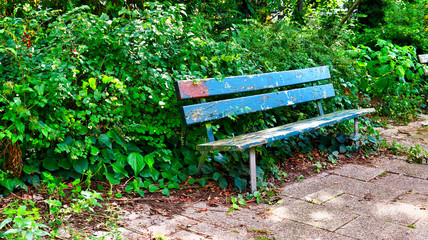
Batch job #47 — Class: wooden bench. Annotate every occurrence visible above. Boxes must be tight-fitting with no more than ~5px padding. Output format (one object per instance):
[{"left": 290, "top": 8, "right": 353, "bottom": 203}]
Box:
[{"left": 175, "top": 66, "right": 375, "bottom": 192}]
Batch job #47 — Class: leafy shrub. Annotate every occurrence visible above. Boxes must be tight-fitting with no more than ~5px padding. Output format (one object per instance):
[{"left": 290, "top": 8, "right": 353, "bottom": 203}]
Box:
[
  {"left": 351, "top": 39, "right": 425, "bottom": 121},
  {"left": 0, "top": 2, "right": 385, "bottom": 193}
]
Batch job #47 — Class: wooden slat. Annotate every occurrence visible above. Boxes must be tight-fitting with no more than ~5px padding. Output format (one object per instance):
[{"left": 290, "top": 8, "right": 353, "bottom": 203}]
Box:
[
  {"left": 196, "top": 108, "right": 376, "bottom": 151},
  {"left": 175, "top": 66, "right": 331, "bottom": 99},
  {"left": 418, "top": 54, "right": 428, "bottom": 64},
  {"left": 181, "top": 84, "right": 335, "bottom": 125}
]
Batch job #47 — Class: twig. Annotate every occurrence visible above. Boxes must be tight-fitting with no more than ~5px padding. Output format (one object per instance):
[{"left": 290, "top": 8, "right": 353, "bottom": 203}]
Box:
[{"left": 8, "top": 191, "right": 26, "bottom": 201}]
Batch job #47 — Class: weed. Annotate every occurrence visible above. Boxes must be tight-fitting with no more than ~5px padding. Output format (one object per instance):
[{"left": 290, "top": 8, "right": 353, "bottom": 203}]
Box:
[
  {"left": 408, "top": 144, "right": 428, "bottom": 164},
  {"left": 0, "top": 203, "right": 50, "bottom": 240},
  {"left": 228, "top": 194, "right": 247, "bottom": 214}
]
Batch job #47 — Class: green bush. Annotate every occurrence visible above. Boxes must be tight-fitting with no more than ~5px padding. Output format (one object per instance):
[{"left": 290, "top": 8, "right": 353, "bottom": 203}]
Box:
[
  {"left": 351, "top": 39, "right": 426, "bottom": 122},
  {"left": 0, "top": 2, "right": 388, "bottom": 193}
]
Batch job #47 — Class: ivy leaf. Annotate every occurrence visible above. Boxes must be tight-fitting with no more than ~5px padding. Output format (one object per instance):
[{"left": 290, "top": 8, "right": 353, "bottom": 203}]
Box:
[
  {"left": 162, "top": 188, "right": 170, "bottom": 196},
  {"left": 188, "top": 165, "right": 199, "bottom": 175},
  {"left": 213, "top": 172, "right": 222, "bottom": 181},
  {"left": 149, "top": 184, "right": 159, "bottom": 192},
  {"left": 234, "top": 177, "right": 247, "bottom": 192},
  {"left": 127, "top": 152, "right": 146, "bottom": 176},
  {"left": 218, "top": 177, "right": 228, "bottom": 190}
]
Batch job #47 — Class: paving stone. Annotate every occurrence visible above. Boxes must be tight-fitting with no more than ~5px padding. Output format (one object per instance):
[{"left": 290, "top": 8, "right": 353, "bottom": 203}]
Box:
[
  {"left": 147, "top": 215, "right": 198, "bottom": 236},
  {"left": 168, "top": 230, "right": 208, "bottom": 240},
  {"left": 189, "top": 222, "right": 246, "bottom": 240},
  {"left": 281, "top": 172, "right": 331, "bottom": 198},
  {"left": 331, "top": 164, "right": 386, "bottom": 181},
  {"left": 373, "top": 156, "right": 428, "bottom": 179},
  {"left": 391, "top": 193, "right": 428, "bottom": 210},
  {"left": 322, "top": 175, "right": 406, "bottom": 202},
  {"left": 181, "top": 204, "right": 280, "bottom": 230},
  {"left": 268, "top": 197, "right": 358, "bottom": 231},
  {"left": 303, "top": 188, "right": 344, "bottom": 204},
  {"left": 336, "top": 216, "right": 420, "bottom": 240},
  {"left": 284, "top": 174, "right": 405, "bottom": 202},
  {"left": 371, "top": 174, "right": 428, "bottom": 194},
  {"left": 323, "top": 194, "right": 427, "bottom": 226},
  {"left": 271, "top": 218, "right": 355, "bottom": 240}
]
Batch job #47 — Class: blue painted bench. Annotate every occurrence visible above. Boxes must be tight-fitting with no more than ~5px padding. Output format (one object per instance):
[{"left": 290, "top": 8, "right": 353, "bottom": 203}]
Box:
[{"left": 175, "top": 66, "right": 375, "bottom": 192}]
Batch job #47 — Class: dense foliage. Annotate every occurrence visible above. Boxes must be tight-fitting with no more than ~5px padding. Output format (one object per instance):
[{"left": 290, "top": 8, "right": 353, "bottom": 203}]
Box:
[{"left": 0, "top": 0, "right": 426, "bottom": 197}]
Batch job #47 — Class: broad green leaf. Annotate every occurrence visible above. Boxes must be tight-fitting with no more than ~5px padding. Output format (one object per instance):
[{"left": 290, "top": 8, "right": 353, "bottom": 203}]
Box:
[
  {"left": 396, "top": 65, "right": 405, "bottom": 77},
  {"left": 98, "top": 134, "right": 112, "bottom": 149},
  {"left": 188, "top": 165, "right": 199, "bottom": 175},
  {"left": 149, "top": 184, "right": 159, "bottom": 192},
  {"left": 73, "top": 158, "right": 88, "bottom": 174},
  {"left": 213, "top": 172, "right": 222, "bottom": 181},
  {"left": 149, "top": 168, "right": 160, "bottom": 181},
  {"left": 35, "top": 84, "right": 45, "bottom": 96},
  {"left": 234, "top": 177, "right": 247, "bottom": 192},
  {"left": 105, "top": 172, "right": 121, "bottom": 185},
  {"left": 378, "top": 64, "right": 390, "bottom": 75},
  {"left": 88, "top": 78, "right": 96, "bottom": 90},
  {"left": 112, "top": 162, "right": 129, "bottom": 177},
  {"left": 90, "top": 146, "right": 100, "bottom": 156},
  {"left": 167, "top": 182, "right": 179, "bottom": 189},
  {"left": 162, "top": 188, "right": 170, "bottom": 196},
  {"left": 127, "top": 152, "right": 145, "bottom": 175},
  {"left": 198, "top": 178, "right": 208, "bottom": 186},
  {"left": 15, "top": 121, "right": 25, "bottom": 133},
  {"left": 43, "top": 158, "right": 59, "bottom": 171},
  {"left": 219, "top": 177, "right": 228, "bottom": 190},
  {"left": 144, "top": 154, "right": 154, "bottom": 168},
  {"left": 0, "top": 218, "right": 12, "bottom": 230},
  {"left": 109, "top": 129, "right": 127, "bottom": 150},
  {"left": 378, "top": 55, "right": 389, "bottom": 63}
]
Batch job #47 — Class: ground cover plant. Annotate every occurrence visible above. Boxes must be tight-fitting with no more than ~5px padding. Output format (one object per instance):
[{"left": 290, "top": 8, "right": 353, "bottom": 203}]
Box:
[{"left": 0, "top": 0, "right": 427, "bottom": 238}]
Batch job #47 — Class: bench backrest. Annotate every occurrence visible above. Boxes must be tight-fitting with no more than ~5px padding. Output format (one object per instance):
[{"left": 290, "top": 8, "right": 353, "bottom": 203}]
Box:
[{"left": 175, "top": 66, "right": 334, "bottom": 141}]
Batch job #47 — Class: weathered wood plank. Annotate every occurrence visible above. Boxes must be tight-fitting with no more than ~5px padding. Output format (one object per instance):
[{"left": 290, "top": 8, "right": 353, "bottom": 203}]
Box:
[
  {"left": 196, "top": 108, "right": 376, "bottom": 151},
  {"left": 181, "top": 84, "right": 335, "bottom": 125},
  {"left": 175, "top": 66, "right": 330, "bottom": 99},
  {"left": 418, "top": 54, "right": 428, "bottom": 64}
]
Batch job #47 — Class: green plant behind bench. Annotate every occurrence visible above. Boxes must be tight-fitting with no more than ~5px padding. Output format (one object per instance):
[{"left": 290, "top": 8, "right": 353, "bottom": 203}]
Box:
[{"left": 0, "top": 2, "right": 383, "bottom": 194}]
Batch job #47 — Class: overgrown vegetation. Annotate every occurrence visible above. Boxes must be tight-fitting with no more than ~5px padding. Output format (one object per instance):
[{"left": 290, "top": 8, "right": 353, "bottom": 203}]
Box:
[{"left": 0, "top": 0, "right": 427, "bottom": 237}]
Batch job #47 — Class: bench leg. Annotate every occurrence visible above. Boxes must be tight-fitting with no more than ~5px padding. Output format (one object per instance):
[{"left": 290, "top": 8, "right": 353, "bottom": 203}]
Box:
[
  {"left": 354, "top": 118, "right": 359, "bottom": 137},
  {"left": 250, "top": 147, "right": 257, "bottom": 193}
]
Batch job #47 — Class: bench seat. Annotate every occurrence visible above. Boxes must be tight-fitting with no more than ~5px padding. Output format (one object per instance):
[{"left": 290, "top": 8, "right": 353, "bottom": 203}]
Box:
[{"left": 197, "top": 108, "right": 375, "bottom": 151}]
